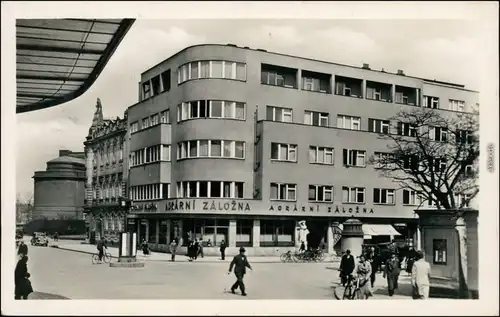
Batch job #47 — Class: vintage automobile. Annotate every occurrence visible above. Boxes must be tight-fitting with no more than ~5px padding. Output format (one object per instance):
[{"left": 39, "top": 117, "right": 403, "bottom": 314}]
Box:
[{"left": 31, "top": 232, "right": 49, "bottom": 247}]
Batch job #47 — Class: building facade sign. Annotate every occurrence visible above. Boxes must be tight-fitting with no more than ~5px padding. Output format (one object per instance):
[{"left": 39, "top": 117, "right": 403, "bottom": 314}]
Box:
[{"left": 165, "top": 199, "right": 251, "bottom": 212}]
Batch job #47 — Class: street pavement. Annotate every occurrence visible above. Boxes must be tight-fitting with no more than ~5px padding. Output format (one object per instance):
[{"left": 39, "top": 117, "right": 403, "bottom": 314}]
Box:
[{"left": 20, "top": 242, "right": 419, "bottom": 300}]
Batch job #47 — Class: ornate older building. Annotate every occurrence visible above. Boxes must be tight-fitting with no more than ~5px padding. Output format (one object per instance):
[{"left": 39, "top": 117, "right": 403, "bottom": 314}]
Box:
[{"left": 84, "top": 98, "right": 129, "bottom": 244}]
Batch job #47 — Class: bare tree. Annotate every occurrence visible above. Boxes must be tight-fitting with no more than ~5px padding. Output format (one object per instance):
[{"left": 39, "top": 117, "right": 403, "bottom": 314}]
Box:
[
  {"left": 370, "top": 107, "right": 479, "bottom": 209},
  {"left": 16, "top": 194, "right": 34, "bottom": 224},
  {"left": 370, "top": 106, "right": 479, "bottom": 299}
]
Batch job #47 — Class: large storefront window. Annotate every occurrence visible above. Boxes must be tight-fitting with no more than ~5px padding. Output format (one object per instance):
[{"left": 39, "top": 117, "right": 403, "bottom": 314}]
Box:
[
  {"left": 159, "top": 220, "right": 168, "bottom": 244},
  {"left": 183, "top": 218, "right": 229, "bottom": 247},
  {"left": 260, "top": 220, "right": 295, "bottom": 247},
  {"left": 236, "top": 219, "right": 253, "bottom": 247},
  {"left": 148, "top": 220, "right": 157, "bottom": 243}
]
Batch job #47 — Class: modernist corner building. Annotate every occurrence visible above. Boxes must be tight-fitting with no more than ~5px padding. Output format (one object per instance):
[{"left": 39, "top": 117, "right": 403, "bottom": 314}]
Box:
[{"left": 125, "top": 43, "right": 479, "bottom": 256}]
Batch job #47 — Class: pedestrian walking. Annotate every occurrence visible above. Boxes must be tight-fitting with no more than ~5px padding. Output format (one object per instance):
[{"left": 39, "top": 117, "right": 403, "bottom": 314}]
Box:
[
  {"left": 383, "top": 252, "right": 401, "bottom": 296},
  {"left": 356, "top": 254, "right": 373, "bottom": 299},
  {"left": 53, "top": 231, "right": 59, "bottom": 242},
  {"left": 96, "top": 238, "right": 107, "bottom": 263},
  {"left": 187, "top": 240, "right": 196, "bottom": 261},
  {"left": 193, "top": 239, "right": 200, "bottom": 260},
  {"left": 228, "top": 247, "right": 252, "bottom": 296},
  {"left": 365, "top": 246, "right": 378, "bottom": 288},
  {"left": 220, "top": 239, "right": 227, "bottom": 260},
  {"left": 141, "top": 239, "right": 150, "bottom": 256},
  {"left": 405, "top": 247, "right": 417, "bottom": 276},
  {"left": 411, "top": 250, "right": 431, "bottom": 299},
  {"left": 197, "top": 238, "right": 204, "bottom": 259},
  {"left": 15, "top": 255, "right": 33, "bottom": 300},
  {"left": 339, "top": 249, "right": 355, "bottom": 286},
  {"left": 18, "top": 240, "right": 28, "bottom": 258},
  {"left": 169, "top": 240, "right": 177, "bottom": 262}
]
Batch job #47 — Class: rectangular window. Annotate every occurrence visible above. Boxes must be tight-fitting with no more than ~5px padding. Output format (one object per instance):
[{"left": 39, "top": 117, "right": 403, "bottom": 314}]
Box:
[
  {"left": 373, "top": 188, "right": 396, "bottom": 205},
  {"left": 234, "top": 141, "right": 245, "bottom": 159},
  {"left": 433, "top": 239, "right": 447, "bottom": 265},
  {"left": 236, "top": 63, "right": 246, "bottom": 81},
  {"left": 308, "top": 185, "right": 334, "bottom": 202},
  {"left": 309, "top": 146, "right": 334, "bottom": 165},
  {"left": 454, "top": 193, "right": 472, "bottom": 208},
  {"left": 161, "top": 70, "right": 171, "bottom": 92},
  {"left": 304, "top": 111, "right": 329, "bottom": 127},
  {"left": 271, "top": 143, "right": 297, "bottom": 162},
  {"left": 200, "top": 61, "right": 210, "bottom": 78},
  {"left": 397, "top": 122, "right": 417, "bottom": 137},
  {"left": 189, "top": 141, "right": 198, "bottom": 157},
  {"left": 429, "top": 126, "right": 448, "bottom": 142},
  {"left": 234, "top": 182, "right": 244, "bottom": 198},
  {"left": 456, "top": 130, "right": 474, "bottom": 144},
  {"left": 403, "top": 189, "right": 421, "bottom": 206},
  {"left": 151, "top": 114, "right": 159, "bottom": 126},
  {"left": 142, "top": 81, "right": 151, "bottom": 100},
  {"left": 266, "top": 106, "right": 293, "bottom": 123},
  {"left": 368, "top": 118, "right": 390, "bottom": 134},
  {"left": 210, "top": 181, "right": 222, "bottom": 198},
  {"left": 160, "top": 110, "right": 170, "bottom": 124},
  {"left": 199, "top": 140, "right": 209, "bottom": 157},
  {"left": 374, "top": 152, "right": 395, "bottom": 169},
  {"left": 151, "top": 76, "right": 161, "bottom": 96},
  {"left": 224, "top": 61, "right": 234, "bottom": 79},
  {"left": 434, "top": 158, "right": 447, "bottom": 173},
  {"left": 190, "top": 62, "right": 199, "bottom": 80},
  {"left": 342, "top": 149, "right": 366, "bottom": 167},
  {"left": 270, "top": 183, "right": 297, "bottom": 201},
  {"left": 449, "top": 99, "right": 465, "bottom": 112},
  {"left": 162, "top": 183, "right": 170, "bottom": 199},
  {"left": 142, "top": 117, "right": 150, "bottom": 129},
  {"left": 424, "top": 96, "right": 440, "bottom": 109},
  {"left": 162, "top": 145, "right": 171, "bottom": 161},
  {"left": 342, "top": 187, "right": 365, "bottom": 203},
  {"left": 337, "top": 115, "right": 361, "bottom": 130},
  {"left": 130, "top": 122, "right": 139, "bottom": 133},
  {"left": 211, "top": 101, "right": 223, "bottom": 118},
  {"left": 210, "top": 140, "right": 222, "bottom": 157},
  {"left": 211, "top": 61, "right": 223, "bottom": 78}
]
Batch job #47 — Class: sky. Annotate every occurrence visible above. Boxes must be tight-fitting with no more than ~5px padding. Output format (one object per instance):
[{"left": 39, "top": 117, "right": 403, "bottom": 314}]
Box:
[{"left": 15, "top": 18, "right": 486, "bottom": 200}]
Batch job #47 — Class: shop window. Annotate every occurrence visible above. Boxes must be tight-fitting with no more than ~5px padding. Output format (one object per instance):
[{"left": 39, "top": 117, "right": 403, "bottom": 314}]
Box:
[
  {"left": 148, "top": 220, "right": 157, "bottom": 244},
  {"left": 260, "top": 220, "right": 294, "bottom": 247},
  {"left": 158, "top": 220, "right": 168, "bottom": 245},
  {"left": 183, "top": 219, "right": 229, "bottom": 247},
  {"left": 433, "top": 239, "right": 447, "bottom": 265},
  {"left": 236, "top": 219, "right": 253, "bottom": 247}
]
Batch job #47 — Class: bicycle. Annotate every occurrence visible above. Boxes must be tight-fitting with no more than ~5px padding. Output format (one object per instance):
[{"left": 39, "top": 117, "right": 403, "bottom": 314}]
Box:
[
  {"left": 92, "top": 250, "right": 112, "bottom": 264},
  {"left": 280, "top": 250, "right": 295, "bottom": 263},
  {"left": 333, "top": 274, "right": 361, "bottom": 300}
]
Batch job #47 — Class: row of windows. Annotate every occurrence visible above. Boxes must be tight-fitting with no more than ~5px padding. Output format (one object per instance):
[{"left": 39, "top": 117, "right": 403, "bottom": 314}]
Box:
[
  {"left": 93, "top": 148, "right": 124, "bottom": 167},
  {"left": 93, "top": 186, "right": 122, "bottom": 199},
  {"left": 178, "top": 60, "right": 247, "bottom": 84},
  {"left": 176, "top": 181, "right": 244, "bottom": 199},
  {"left": 260, "top": 65, "right": 472, "bottom": 113},
  {"left": 129, "top": 183, "right": 170, "bottom": 201},
  {"left": 130, "top": 109, "right": 170, "bottom": 133},
  {"left": 130, "top": 145, "right": 171, "bottom": 167},
  {"left": 177, "top": 140, "right": 245, "bottom": 160},
  {"left": 141, "top": 69, "right": 171, "bottom": 101},
  {"left": 102, "top": 217, "right": 123, "bottom": 232},
  {"left": 269, "top": 183, "right": 471, "bottom": 206},
  {"left": 177, "top": 100, "right": 246, "bottom": 121},
  {"left": 266, "top": 105, "right": 474, "bottom": 141}
]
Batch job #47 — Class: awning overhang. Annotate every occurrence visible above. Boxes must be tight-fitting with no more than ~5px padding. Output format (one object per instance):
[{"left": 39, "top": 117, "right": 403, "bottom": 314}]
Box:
[
  {"left": 16, "top": 18, "right": 135, "bottom": 114},
  {"left": 362, "top": 224, "right": 402, "bottom": 240}
]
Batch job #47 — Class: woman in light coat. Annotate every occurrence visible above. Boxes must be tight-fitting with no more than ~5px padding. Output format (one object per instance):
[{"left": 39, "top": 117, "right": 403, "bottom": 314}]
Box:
[{"left": 356, "top": 254, "right": 372, "bottom": 299}]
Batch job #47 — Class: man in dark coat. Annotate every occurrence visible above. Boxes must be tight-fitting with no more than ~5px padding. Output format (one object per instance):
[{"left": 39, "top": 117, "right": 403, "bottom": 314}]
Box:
[
  {"left": 339, "top": 249, "right": 356, "bottom": 286},
  {"left": 220, "top": 239, "right": 227, "bottom": 260},
  {"left": 383, "top": 252, "right": 401, "bottom": 296},
  {"left": 18, "top": 241, "right": 28, "bottom": 257},
  {"left": 365, "top": 246, "right": 378, "bottom": 288},
  {"left": 193, "top": 239, "right": 200, "bottom": 260},
  {"left": 228, "top": 247, "right": 252, "bottom": 296},
  {"left": 96, "top": 238, "right": 107, "bottom": 262},
  {"left": 15, "top": 255, "right": 32, "bottom": 300}
]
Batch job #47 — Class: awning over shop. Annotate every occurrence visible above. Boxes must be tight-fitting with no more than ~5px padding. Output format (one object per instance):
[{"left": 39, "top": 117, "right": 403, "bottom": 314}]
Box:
[
  {"left": 16, "top": 18, "right": 135, "bottom": 113},
  {"left": 362, "top": 224, "right": 402, "bottom": 240}
]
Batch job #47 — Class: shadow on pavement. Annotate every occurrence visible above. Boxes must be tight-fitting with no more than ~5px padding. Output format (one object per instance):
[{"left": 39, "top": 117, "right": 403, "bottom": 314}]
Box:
[{"left": 28, "top": 292, "right": 70, "bottom": 300}]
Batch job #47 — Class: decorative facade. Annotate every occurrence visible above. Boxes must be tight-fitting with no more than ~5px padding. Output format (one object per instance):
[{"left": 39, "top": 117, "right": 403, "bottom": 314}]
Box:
[{"left": 83, "top": 98, "right": 129, "bottom": 245}]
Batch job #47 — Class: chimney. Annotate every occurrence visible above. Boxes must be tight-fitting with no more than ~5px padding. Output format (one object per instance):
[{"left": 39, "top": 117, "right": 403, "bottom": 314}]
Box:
[
  {"left": 397, "top": 69, "right": 405, "bottom": 76},
  {"left": 362, "top": 63, "right": 370, "bottom": 70}
]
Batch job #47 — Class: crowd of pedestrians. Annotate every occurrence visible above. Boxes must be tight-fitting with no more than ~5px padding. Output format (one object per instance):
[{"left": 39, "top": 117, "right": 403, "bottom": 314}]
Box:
[{"left": 338, "top": 241, "right": 432, "bottom": 300}]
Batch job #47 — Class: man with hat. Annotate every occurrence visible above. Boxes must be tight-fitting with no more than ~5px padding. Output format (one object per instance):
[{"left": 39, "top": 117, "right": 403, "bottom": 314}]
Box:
[{"left": 228, "top": 247, "right": 253, "bottom": 296}]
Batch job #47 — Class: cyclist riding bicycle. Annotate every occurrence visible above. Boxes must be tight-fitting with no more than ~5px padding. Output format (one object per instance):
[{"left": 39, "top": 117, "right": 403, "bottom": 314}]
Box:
[{"left": 96, "top": 238, "right": 107, "bottom": 262}]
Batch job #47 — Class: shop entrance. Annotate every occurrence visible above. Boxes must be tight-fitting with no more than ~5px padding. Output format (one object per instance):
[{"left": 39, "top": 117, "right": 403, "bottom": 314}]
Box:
[{"left": 304, "top": 220, "right": 328, "bottom": 250}]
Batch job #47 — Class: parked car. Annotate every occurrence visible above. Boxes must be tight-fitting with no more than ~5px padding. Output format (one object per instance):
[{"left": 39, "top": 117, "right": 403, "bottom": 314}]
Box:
[{"left": 31, "top": 232, "right": 49, "bottom": 247}]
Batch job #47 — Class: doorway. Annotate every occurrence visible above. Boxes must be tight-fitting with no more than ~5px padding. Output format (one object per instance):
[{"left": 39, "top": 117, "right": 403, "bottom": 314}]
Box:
[{"left": 304, "top": 220, "right": 328, "bottom": 249}]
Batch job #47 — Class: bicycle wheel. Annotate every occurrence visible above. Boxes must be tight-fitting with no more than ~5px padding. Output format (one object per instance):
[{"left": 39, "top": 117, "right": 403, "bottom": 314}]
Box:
[
  {"left": 103, "top": 252, "right": 112, "bottom": 263},
  {"left": 318, "top": 252, "right": 325, "bottom": 262},
  {"left": 280, "top": 253, "right": 288, "bottom": 263},
  {"left": 343, "top": 284, "right": 354, "bottom": 299},
  {"left": 92, "top": 254, "right": 99, "bottom": 264},
  {"left": 291, "top": 253, "right": 299, "bottom": 262}
]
